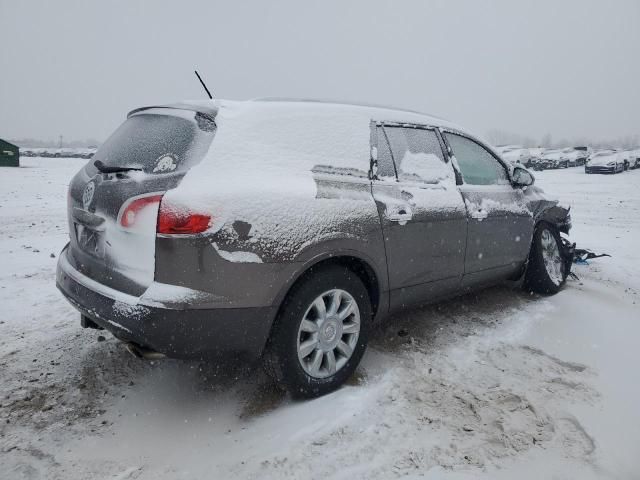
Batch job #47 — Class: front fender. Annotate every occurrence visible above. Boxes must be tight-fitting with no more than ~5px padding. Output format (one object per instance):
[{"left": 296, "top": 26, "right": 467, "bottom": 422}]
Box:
[
  {"left": 536, "top": 204, "right": 571, "bottom": 234},
  {"left": 523, "top": 185, "right": 571, "bottom": 234}
]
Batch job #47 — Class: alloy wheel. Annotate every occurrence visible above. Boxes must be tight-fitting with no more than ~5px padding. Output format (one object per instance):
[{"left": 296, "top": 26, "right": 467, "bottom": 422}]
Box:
[
  {"left": 297, "top": 289, "right": 361, "bottom": 379},
  {"left": 541, "top": 229, "right": 564, "bottom": 286}
]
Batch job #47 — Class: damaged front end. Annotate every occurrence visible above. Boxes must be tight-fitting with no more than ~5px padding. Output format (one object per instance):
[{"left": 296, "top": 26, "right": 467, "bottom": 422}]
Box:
[
  {"left": 560, "top": 235, "right": 576, "bottom": 277},
  {"left": 522, "top": 190, "right": 576, "bottom": 281},
  {"left": 547, "top": 206, "right": 575, "bottom": 276}
]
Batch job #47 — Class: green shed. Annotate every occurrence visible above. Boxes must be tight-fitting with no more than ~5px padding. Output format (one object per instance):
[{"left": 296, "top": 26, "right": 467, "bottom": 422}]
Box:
[{"left": 0, "top": 139, "right": 20, "bottom": 167}]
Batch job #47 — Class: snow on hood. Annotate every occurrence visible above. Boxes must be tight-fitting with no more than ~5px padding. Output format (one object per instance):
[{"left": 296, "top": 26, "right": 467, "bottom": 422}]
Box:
[
  {"left": 501, "top": 149, "right": 522, "bottom": 159},
  {"left": 589, "top": 152, "right": 619, "bottom": 166},
  {"left": 542, "top": 150, "right": 566, "bottom": 160}
]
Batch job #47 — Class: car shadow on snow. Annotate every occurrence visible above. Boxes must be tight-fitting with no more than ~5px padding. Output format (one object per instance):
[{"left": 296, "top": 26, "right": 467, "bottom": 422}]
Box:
[
  {"left": 36, "top": 283, "right": 554, "bottom": 427},
  {"left": 149, "top": 283, "right": 544, "bottom": 420},
  {"left": 369, "top": 283, "right": 536, "bottom": 356},
  {"left": 192, "top": 283, "right": 541, "bottom": 419}
]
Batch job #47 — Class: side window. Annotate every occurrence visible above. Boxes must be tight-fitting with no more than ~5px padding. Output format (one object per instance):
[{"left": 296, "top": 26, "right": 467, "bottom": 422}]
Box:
[
  {"left": 374, "top": 126, "right": 396, "bottom": 178},
  {"left": 381, "top": 126, "right": 451, "bottom": 183},
  {"left": 444, "top": 133, "right": 509, "bottom": 186}
]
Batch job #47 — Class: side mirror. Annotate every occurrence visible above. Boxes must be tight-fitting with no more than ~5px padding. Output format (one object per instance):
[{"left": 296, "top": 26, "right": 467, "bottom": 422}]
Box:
[{"left": 512, "top": 166, "right": 535, "bottom": 187}]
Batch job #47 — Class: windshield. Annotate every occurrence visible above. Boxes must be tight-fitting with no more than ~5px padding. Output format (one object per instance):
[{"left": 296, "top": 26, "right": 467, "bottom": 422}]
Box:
[
  {"left": 593, "top": 151, "right": 614, "bottom": 157},
  {"left": 90, "top": 109, "right": 216, "bottom": 174}
]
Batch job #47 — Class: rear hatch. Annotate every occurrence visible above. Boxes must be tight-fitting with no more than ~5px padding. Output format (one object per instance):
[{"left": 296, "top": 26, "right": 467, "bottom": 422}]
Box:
[{"left": 66, "top": 107, "right": 216, "bottom": 296}]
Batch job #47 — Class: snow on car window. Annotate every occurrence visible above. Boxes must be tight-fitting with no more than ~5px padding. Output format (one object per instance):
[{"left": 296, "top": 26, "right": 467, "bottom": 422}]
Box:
[{"left": 383, "top": 127, "right": 453, "bottom": 184}]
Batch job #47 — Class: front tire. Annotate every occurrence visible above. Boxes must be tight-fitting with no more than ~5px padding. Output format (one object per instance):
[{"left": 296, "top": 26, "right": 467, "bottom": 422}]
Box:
[
  {"left": 524, "top": 224, "right": 568, "bottom": 294},
  {"left": 263, "top": 265, "right": 371, "bottom": 398}
]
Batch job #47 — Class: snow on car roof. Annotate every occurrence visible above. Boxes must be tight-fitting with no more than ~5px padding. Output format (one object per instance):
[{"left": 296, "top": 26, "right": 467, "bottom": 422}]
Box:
[
  {"left": 131, "top": 98, "right": 462, "bottom": 131},
  {"left": 128, "top": 98, "right": 509, "bottom": 162},
  {"left": 253, "top": 96, "right": 452, "bottom": 123}
]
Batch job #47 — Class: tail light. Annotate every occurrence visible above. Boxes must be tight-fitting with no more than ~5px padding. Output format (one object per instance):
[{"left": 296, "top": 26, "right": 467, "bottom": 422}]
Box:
[
  {"left": 157, "top": 199, "right": 211, "bottom": 235},
  {"left": 118, "top": 193, "right": 211, "bottom": 235},
  {"left": 119, "top": 194, "right": 163, "bottom": 228}
]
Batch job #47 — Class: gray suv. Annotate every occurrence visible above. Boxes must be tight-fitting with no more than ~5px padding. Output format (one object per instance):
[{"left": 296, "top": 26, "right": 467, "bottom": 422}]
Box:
[{"left": 56, "top": 99, "right": 572, "bottom": 397}]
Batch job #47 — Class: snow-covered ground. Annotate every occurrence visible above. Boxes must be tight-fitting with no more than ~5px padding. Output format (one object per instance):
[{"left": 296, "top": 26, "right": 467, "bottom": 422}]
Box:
[{"left": 1, "top": 158, "right": 639, "bottom": 479}]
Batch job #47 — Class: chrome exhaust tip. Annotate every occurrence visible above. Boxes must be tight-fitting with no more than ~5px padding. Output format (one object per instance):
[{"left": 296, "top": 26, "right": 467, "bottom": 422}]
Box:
[{"left": 125, "top": 342, "right": 166, "bottom": 360}]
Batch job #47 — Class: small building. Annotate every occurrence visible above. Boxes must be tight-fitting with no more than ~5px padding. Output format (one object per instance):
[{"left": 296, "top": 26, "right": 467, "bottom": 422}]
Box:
[{"left": 0, "top": 139, "right": 20, "bottom": 167}]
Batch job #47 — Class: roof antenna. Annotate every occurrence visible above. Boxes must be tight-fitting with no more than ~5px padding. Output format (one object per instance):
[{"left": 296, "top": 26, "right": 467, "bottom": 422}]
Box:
[{"left": 194, "top": 70, "right": 213, "bottom": 100}]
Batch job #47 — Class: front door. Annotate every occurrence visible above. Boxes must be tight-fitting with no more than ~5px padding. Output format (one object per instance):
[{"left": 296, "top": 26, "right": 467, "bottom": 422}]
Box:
[
  {"left": 370, "top": 123, "right": 467, "bottom": 310},
  {"left": 442, "top": 132, "right": 534, "bottom": 287}
]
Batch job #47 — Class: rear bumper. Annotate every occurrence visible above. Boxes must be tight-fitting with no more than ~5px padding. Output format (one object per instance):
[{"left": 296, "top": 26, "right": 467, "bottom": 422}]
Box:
[
  {"left": 56, "top": 245, "right": 276, "bottom": 360},
  {"left": 585, "top": 166, "right": 616, "bottom": 174}
]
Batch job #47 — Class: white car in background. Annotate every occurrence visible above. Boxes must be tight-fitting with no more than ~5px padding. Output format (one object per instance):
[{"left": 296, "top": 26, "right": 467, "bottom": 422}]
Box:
[
  {"left": 585, "top": 150, "right": 625, "bottom": 174},
  {"left": 566, "top": 146, "right": 590, "bottom": 167},
  {"left": 540, "top": 149, "right": 570, "bottom": 169},
  {"left": 495, "top": 145, "right": 532, "bottom": 167},
  {"left": 528, "top": 147, "right": 546, "bottom": 159},
  {"left": 627, "top": 149, "right": 640, "bottom": 169},
  {"left": 620, "top": 149, "right": 640, "bottom": 170},
  {"left": 527, "top": 147, "right": 547, "bottom": 170}
]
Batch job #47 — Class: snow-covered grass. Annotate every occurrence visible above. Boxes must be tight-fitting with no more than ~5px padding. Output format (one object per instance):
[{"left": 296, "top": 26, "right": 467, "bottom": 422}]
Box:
[{"left": 1, "top": 158, "right": 639, "bottom": 479}]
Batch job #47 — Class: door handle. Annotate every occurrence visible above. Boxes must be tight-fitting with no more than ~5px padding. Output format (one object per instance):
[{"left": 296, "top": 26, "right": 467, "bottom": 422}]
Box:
[
  {"left": 470, "top": 209, "right": 488, "bottom": 220},
  {"left": 387, "top": 207, "right": 413, "bottom": 223}
]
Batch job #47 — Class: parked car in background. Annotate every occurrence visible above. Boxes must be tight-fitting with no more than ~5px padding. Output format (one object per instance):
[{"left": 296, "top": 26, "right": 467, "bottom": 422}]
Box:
[
  {"left": 19, "top": 147, "right": 96, "bottom": 159},
  {"left": 619, "top": 149, "right": 640, "bottom": 171},
  {"left": 575, "top": 146, "right": 590, "bottom": 165},
  {"left": 56, "top": 98, "right": 573, "bottom": 398},
  {"left": 585, "top": 150, "right": 624, "bottom": 174},
  {"left": 527, "top": 147, "right": 547, "bottom": 170},
  {"left": 528, "top": 147, "right": 546, "bottom": 159},
  {"left": 627, "top": 148, "right": 640, "bottom": 169},
  {"left": 566, "top": 146, "right": 590, "bottom": 167},
  {"left": 496, "top": 145, "right": 532, "bottom": 167},
  {"left": 541, "top": 149, "right": 570, "bottom": 169},
  {"left": 621, "top": 151, "right": 631, "bottom": 171}
]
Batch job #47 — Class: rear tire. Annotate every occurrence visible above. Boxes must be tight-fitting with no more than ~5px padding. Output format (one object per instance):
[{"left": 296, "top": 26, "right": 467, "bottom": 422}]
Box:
[
  {"left": 263, "top": 265, "right": 371, "bottom": 398},
  {"left": 524, "top": 224, "right": 568, "bottom": 294}
]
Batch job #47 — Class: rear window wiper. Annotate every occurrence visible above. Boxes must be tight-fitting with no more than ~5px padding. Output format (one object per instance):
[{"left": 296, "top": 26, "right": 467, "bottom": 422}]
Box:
[{"left": 93, "top": 160, "right": 143, "bottom": 173}]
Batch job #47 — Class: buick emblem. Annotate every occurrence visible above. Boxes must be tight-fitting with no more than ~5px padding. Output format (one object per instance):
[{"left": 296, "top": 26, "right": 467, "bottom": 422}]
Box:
[
  {"left": 153, "top": 154, "right": 177, "bottom": 173},
  {"left": 82, "top": 182, "right": 95, "bottom": 210}
]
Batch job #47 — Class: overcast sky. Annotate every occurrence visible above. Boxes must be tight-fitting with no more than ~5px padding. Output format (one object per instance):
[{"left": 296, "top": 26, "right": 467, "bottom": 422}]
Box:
[{"left": 1, "top": 0, "right": 638, "bottom": 144}]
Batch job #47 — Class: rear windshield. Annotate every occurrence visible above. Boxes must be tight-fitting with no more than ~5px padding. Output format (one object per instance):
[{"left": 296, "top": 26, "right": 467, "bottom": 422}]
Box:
[{"left": 89, "top": 109, "right": 215, "bottom": 174}]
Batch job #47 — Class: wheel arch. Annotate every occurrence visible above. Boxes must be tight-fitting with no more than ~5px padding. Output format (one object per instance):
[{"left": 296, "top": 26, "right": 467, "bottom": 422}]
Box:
[
  {"left": 272, "top": 250, "right": 387, "bottom": 325},
  {"left": 534, "top": 204, "right": 571, "bottom": 235}
]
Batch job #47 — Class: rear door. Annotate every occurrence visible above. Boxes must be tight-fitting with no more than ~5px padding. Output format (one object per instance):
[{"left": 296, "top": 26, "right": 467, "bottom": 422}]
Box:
[
  {"left": 370, "top": 123, "right": 467, "bottom": 310},
  {"left": 441, "top": 131, "right": 533, "bottom": 287},
  {"left": 66, "top": 108, "right": 216, "bottom": 296}
]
